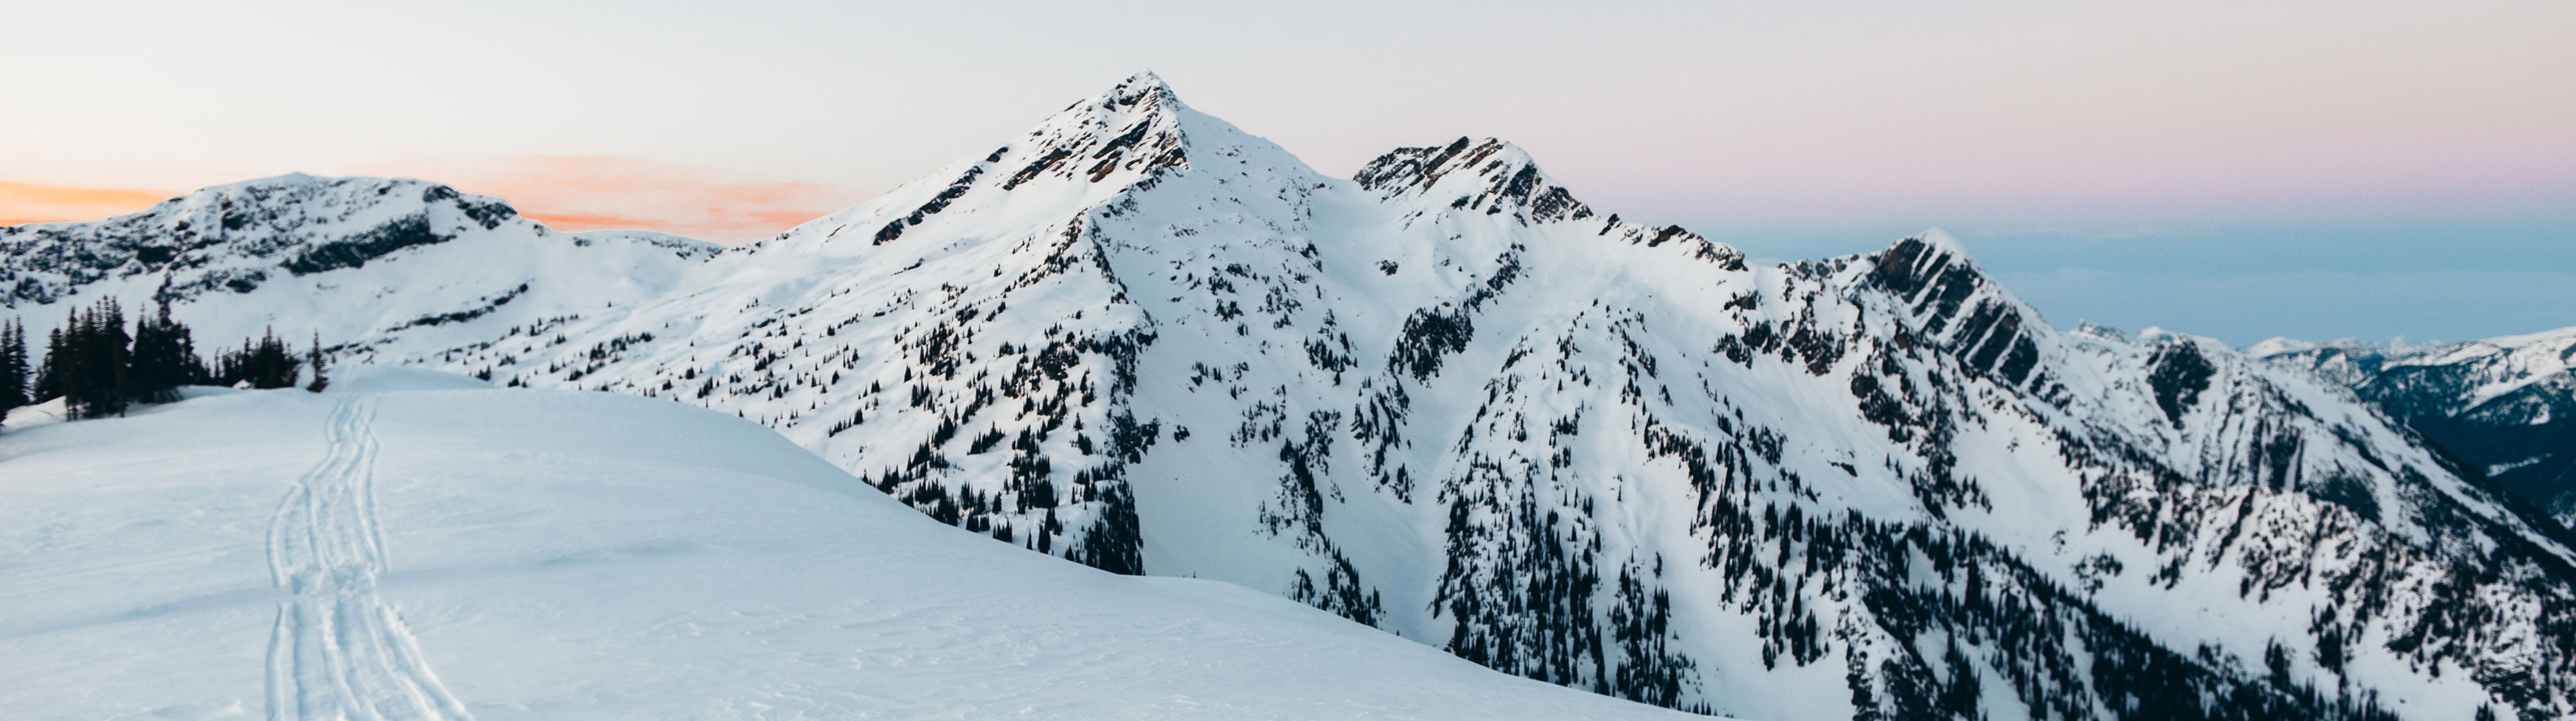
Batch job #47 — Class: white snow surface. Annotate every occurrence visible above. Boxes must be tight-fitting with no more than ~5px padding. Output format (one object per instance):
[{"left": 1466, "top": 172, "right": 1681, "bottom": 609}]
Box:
[{"left": 0, "top": 368, "right": 1702, "bottom": 720}]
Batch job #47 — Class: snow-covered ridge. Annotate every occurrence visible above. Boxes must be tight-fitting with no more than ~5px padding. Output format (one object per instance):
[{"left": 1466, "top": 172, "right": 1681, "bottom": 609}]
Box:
[
  {"left": 7, "top": 72, "right": 2573, "bottom": 720},
  {"left": 0, "top": 372, "right": 1705, "bottom": 720},
  {"left": 746, "top": 70, "right": 1198, "bottom": 258},
  {"left": 1, "top": 173, "right": 718, "bottom": 366}
]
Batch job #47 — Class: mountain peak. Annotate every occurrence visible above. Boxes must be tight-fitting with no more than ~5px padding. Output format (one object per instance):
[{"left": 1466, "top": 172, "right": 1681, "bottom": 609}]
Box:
[
  {"left": 988, "top": 72, "right": 1197, "bottom": 191},
  {"left": 790, "top": 72, "right": 1273, "bottom": 251},
  {"left": 1048, "top": 70, "right": 1186, "bottom": 125},
  {"left": 1354, "top": 137, "right": 1594, "bottom": 224},
  {"left": 1105, "top": 69, "right": 1174, "bottom": 102},
  {"left": 1866, "top": 231, "right": 2056, "bottom": 388}
]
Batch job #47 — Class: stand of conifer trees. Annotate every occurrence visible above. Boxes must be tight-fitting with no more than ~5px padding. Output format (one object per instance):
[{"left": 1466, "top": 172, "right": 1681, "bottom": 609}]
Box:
[
  {"left": 0, "top": 299, "right": 329, "bottom": 426},
  {"left": 213, "top": 329, "right": 301, "bottom": 392},
  {"left": 36, "top": 299, "right": 143, "bottom": 419}
]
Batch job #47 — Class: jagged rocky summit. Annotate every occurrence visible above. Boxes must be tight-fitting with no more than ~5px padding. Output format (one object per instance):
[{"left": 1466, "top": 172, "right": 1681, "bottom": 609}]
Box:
[
  {"left": 2256, "top": 328, "right": 2576, "bottom": 530},
  {"left": 8, "top": 72, "right": 2573, "bottom": 721}
]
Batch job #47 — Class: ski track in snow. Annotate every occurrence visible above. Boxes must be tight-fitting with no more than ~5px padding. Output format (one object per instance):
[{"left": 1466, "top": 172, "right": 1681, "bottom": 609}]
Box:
[{"left": 262, "top": 396, "right": 472, "bottom": 720}]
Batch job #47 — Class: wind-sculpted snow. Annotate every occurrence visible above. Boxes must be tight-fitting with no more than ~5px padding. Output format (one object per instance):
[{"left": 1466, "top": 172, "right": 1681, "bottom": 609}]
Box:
[
  {"left": 2259, "top": 328, "right": 2576, "bottom": 530},
  {"left": 10, "top": 73, "right": 2574, "bottom": 720}
]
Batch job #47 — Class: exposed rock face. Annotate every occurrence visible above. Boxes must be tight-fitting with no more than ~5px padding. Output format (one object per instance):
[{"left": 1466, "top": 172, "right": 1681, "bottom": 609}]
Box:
[{"left": 10, "top": 73, "right": 2571, "bottom": 720}]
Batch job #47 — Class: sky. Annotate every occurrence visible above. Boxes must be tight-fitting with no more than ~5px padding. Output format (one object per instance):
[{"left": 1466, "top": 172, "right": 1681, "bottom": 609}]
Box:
[{"left": 2, "top": 0, "right": 2568, "bottom": 344}]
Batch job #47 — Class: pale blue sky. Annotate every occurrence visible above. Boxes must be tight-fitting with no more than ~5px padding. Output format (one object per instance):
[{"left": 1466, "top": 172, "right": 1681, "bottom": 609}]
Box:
[
  {"left": 3, "top": 0, "right": 2569, "bottom": 344},
  {"left": 1707, "top": 219, "right": 2576, "bottom": 345}
]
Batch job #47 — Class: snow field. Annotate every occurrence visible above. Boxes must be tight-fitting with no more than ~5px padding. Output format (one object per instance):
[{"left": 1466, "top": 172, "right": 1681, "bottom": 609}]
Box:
[{"left": 0, "top": 368, "right": 1704, "bottom": 720}]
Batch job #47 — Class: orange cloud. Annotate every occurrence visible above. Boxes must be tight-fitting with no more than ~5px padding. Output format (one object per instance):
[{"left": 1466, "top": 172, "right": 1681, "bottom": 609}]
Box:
[
  {"left": 518, "top": 210, "right": 670, "bottom": 229},
  {"left": 0, "top": 180, "right": 176, "bottom": 225},
  {"left": 357, "top": 156, "right": 859, "bottom": 243}
]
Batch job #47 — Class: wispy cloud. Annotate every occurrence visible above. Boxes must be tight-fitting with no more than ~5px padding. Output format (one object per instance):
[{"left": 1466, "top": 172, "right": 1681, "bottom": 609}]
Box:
[
  {"left": 355, "top": 156, "right": 858, "bottom": 243},
  {"left": 0, "top": 181, "right": 176, "bottom": 225}
]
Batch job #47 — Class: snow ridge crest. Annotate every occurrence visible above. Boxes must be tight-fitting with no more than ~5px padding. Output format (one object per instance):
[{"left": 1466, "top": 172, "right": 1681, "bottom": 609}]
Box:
[{"left": 1355, "top": 136, "right": 1593, "bottom": 225}]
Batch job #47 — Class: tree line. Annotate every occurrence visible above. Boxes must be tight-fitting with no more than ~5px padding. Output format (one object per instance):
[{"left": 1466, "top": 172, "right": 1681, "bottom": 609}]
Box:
[{"left": 0, "top": 298, "right": 328, "bottom": 427}]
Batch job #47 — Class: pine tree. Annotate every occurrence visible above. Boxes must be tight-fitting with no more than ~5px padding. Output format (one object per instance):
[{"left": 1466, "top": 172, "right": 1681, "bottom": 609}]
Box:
[
  {"left": 32, "top": 325, "right": 64, "bottom": 403},
  {"left": 88, "top": 299, "right": 133, "bottom": 417},
  {"left": 128, "top": 302, "right": 205, "bottom": 403},
  {"left": 305, "top": 333, "right": 330, "bottom": 393},
  {"left": 0, "top": 319, "right": 29, "bottom": 427}
]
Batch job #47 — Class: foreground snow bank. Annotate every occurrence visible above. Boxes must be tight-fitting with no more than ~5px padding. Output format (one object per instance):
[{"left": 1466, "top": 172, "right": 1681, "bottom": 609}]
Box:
[{"left": 0, "top": 379, "right": 1698, "bottom": 720}]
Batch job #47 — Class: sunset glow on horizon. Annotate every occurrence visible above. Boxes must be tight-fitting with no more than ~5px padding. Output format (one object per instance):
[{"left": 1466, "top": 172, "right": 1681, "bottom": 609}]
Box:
[
  {"left": 0, "top": 181, "right": 178, "bottom": 227},
  {"left": 352, "top": 155, "right": 856, "bottom": 242},
  {"left": 0, "top": 158, "right": 858, "bottom": 242},
  {"left": 3, "top": 0, "right": 2567, "bottom": 341}
]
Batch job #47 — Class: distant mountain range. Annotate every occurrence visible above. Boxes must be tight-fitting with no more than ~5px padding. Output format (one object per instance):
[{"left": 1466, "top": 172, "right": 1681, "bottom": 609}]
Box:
[
  {"left": 6, "top": 72, "right": 2571, "bottom": 721},
  {"left": 2257, "top": 330, "right": 2576, "bottom": 530}
]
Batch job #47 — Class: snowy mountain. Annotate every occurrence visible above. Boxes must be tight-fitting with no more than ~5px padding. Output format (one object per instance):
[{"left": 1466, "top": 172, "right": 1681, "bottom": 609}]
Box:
[
  {"left": 0, "top": 173, "right": 717, "bottom": 356},
  {"left": 2255, "top": 328, "right": 2576, "bottom": 529},
  {"left": 7, "top": 73, "right": 2573, "bottom": 720},
  {"left": 0, "top": 368, "right": 1701, "bottom": 719}
]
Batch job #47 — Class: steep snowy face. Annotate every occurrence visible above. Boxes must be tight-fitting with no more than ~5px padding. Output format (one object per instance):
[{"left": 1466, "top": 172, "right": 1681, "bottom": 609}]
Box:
[
  {"left": 1343, "top": 221, "right": 2576, "bottom": 720},
  {"left": 409, "top": 71, "right": 1296, "bottom": 576},
  {"left": 0, "top": 173, "right": 717, "bottom": 363},
  {"left": 19, "top": 74, "right": 2576, "bottom": 720},
  {"left": 2259, "top": 327, "right": 2576, "bottom": 527}
]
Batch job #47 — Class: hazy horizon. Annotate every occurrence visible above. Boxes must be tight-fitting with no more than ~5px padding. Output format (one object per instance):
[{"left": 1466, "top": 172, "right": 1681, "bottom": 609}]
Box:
[{"left": 5, "top": 0, "right": 2568, "bottom": 344}]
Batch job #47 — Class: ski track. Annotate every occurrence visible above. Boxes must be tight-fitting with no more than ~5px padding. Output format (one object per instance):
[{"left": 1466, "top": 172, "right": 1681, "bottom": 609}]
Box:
[{"left": 263, "top": 396, "right": 472, "bottom": 720}]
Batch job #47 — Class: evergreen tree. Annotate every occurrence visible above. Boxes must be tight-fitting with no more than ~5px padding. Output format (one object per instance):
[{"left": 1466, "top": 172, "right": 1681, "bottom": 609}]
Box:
[
  {"left": 305, "top": 333, "right": 330, "bottom": 393},
  {"left": 91, "top": 299, "right": 133, "bottom": 418},
  {"left": 0, "top": 319, "right": 29, "bottom": 427},
  {"left": 128, "top": 302, "right": 205, "bottom": 403},
  {"left": 45, "top": 307, "right": 97, "bottom": 417},
  {"left": 32, "top": 325, "right": 63, "bottom": 403},
  {"left": 89, "top": 299, "right": 133, "bottom": 417}
]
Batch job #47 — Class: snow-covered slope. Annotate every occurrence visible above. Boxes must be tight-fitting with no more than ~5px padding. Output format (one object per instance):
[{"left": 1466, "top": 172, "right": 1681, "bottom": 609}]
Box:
[
  {"left": 2257, "top": 327, "right": 2576, "bottom": 528},
  {"left": 395, "top": 74, "right": 2571, "bottom": 720},
  {"left": 0, "top": 368, "right": 1702, "bottom": 720},
  {"left": 10, "top": 73, "right": 2573, "bottom": 720},
  {"left": 0, "top": 173, "right": 716, "bottom": 357}
]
